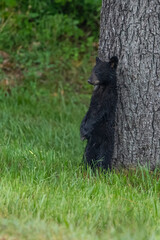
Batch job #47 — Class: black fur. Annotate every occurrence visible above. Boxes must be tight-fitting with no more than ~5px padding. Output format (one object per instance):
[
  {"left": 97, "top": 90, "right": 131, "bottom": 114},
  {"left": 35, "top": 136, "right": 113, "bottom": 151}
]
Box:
[{"left": 80, "top": 56, "right": 118, "bottom": 170}]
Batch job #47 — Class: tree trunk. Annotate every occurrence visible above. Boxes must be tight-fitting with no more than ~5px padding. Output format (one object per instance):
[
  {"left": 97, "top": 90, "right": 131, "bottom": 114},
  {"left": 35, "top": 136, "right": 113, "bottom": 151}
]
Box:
[{"left": 99, "top": 0, "right": 160, "bottom": 169}]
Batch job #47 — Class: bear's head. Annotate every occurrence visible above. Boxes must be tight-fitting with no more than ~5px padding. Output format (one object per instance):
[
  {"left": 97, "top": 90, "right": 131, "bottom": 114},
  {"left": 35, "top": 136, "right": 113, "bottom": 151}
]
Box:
[{"left": 88, "top": 56, "right": 118, "bottom": 86}]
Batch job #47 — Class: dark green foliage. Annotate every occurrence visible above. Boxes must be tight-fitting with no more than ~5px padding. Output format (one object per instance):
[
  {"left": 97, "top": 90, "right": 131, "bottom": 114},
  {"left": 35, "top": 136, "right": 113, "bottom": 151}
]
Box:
[
  {"left": 0, "top": 0, "right": 101, "bottom": 50},
  {"left": 0, "top": 0, "right": 101, "bottom": 91}
]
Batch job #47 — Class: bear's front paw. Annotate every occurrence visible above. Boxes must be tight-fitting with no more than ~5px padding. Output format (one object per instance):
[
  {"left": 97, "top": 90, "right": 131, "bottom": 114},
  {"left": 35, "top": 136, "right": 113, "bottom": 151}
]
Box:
[
  {"left": 80, "top": 124, "right": 90, "bottom": 141},
  {"left": 80, "top": 129, "right": 88, "bottom": 141},
  {"left": 80, "top": 130, "right": 87, "bottom": 140},
  {"left": 81, "top": 135, "right": 87, "bottom": 141}
]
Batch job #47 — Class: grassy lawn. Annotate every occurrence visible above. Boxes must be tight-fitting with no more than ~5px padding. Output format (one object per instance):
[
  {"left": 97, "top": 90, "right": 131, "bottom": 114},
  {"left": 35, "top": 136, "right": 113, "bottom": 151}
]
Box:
[{"left": 0, "top": 85, "right": 160, "bottom": 240}]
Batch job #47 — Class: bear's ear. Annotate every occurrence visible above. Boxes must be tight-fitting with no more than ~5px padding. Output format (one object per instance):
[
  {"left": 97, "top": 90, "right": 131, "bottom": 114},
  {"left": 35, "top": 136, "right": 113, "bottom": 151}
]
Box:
[
  {"left": 109, "top": 56, "right": 118, "bottom": 69},
  {"left": 96, "top": 57, "right": 101, "bottom": 64}
]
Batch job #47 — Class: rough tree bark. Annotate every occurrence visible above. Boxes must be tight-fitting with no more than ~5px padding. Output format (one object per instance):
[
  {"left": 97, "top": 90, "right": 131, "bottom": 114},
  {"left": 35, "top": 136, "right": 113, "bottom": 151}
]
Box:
[{"left": 99, "top": 0, "right": 160, "bottom": 169}]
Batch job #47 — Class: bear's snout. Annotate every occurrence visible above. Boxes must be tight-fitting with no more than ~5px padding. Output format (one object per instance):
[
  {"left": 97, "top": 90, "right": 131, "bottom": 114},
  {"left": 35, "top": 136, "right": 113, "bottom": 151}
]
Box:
[{"left": 88, "top": 79, "right": 93, "bottom": 85}]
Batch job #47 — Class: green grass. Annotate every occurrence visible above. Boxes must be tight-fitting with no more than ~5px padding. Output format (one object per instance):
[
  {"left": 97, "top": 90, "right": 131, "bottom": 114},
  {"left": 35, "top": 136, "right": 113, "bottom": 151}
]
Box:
[{"left": 0, "top": 85, "right": 160, "bottom": 240}]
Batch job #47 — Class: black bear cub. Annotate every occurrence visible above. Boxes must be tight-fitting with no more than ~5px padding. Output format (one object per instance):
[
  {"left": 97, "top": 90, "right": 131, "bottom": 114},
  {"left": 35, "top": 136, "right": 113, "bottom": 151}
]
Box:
[{"left": 80, "top": 56, "right": 118, "bottom": 170}]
